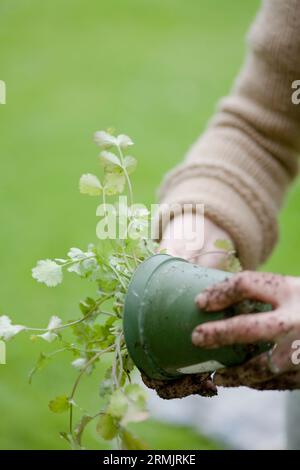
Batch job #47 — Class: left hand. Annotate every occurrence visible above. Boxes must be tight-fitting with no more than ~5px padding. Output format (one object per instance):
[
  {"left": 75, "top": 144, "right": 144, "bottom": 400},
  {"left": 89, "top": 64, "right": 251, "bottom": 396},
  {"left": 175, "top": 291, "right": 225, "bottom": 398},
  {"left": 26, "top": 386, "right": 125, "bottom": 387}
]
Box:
[
  {"left": 141, "top": 213, "right": 231, "bottom": 399},
  {"left": 193, "top": 271, "right": 300, "bottom": 390}
]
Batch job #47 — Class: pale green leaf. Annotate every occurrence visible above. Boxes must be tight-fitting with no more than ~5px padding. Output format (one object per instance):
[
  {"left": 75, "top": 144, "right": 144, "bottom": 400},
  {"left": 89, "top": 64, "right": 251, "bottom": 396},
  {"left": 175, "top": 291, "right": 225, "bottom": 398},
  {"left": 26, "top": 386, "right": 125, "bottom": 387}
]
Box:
[
  {"left": 123, "top": 155, "right": 137, "bottom": 174},
  {"left": 116, "top": 134, "right": 134, "bottom": 148},
  {"left": 96, "top": 414, "right": 118, "bottom": 440},
  {"left": 214, "top": 239, "right": 234, "bottom": 253},
  {"left": 47, "top": 315, "right": 63, "bottom": 330},
  {"left": 121, "top": 384, "right": 149, "bottom": 426},
  {"left": 99, "top": 151, "right": 122, "bottom": 172},
  {"left": 222, "top": 255, "right": 242, "bottom": 273},
  {"left": 104, "top": 172, "right": 125, "bottom": 195},
  {"left": 49, "top": 395, "right": 70, "bottom": 413},
  {"left": 79, "top": 173, "right": 102, "bottom": 196},
  {"left": 107, "top": 389, "right": 128, "bottom": 419},
  {"left": 71, "top": 357, "right": 88, "bottom": 370},
  {"left": 0, "top": 315, "right": 25, "bottom": 341},
  {"left": 94, "top": 130, "right": 117, "bottom": 148},
  {"left": 32, "top": 259, "right": 63, "bottom": 287},
  {"left": 121, "top": 430, "right": 148, "bottom": 450},
  {"left": 36, "top": 331, "right": 58, "bottom": 343}
]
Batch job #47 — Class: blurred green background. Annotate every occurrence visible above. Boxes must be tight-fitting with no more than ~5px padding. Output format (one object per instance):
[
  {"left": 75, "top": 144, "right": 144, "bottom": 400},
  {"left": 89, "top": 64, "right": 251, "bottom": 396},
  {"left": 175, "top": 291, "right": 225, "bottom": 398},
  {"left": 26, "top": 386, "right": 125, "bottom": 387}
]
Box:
[{"left": 0, "top": 0, "right": 299, "bottom": 450}]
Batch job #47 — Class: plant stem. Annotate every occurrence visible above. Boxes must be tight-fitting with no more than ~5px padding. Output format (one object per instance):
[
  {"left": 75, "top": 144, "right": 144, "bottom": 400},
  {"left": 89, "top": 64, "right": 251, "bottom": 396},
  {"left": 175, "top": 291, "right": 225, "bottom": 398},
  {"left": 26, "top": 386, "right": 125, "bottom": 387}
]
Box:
[
  {"left": 109, "top": 264, "right": 127, "bottom": 291},
  {"left": 26, "top": 295, "right": 113, "bottom": 333},
  {"left": 117, "top": 145, "right": 133, "bottom": 207},
  {"left": 69, "top": 345, "right": 115, "bottom": 434}
]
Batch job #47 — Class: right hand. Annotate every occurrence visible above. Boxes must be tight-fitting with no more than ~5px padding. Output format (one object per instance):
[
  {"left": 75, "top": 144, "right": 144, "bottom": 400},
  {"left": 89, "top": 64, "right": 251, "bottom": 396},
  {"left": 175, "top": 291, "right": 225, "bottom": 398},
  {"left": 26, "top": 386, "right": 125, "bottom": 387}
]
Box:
[{"left": 142, "top": 212, "right": 235, "bottom": 399}]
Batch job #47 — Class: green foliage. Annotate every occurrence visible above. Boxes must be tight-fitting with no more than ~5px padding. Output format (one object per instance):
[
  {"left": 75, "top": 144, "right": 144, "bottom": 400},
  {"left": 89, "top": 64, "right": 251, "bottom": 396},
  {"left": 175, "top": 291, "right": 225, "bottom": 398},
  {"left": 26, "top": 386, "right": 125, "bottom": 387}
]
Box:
[
  {"left": 97, "top": 414, "right": 118, "bottom": 441},
  {"left": 49, "top": 395, "right": 70, "bottom": 414},
  {"left": 0, "top": 130, "right": 156, "bottom": 449},
  {"left": 28, "top": 352, "right": 50, "bottom": 384},
  {"left": 0, "top": 0, "right": 261, "bottom": 450},
  {"left": 121, "top": 430, "right": 148, "bottom": 450},
  {"left": 0, "top": 129, "right": 243, "bottom": 449},
  {"left": 214, "top": 239, "right": 242, "bottom": 273},
  {"left": 214, "top": 239, "right": 233, "bottom": 252}
]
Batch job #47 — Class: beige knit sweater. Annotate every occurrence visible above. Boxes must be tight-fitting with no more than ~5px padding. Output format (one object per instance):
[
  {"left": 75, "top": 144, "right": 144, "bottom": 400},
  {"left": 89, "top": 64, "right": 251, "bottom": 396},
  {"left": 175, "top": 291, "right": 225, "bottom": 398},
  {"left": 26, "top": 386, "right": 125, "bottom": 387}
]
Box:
[{"left": 158, "top": 0, "right": 300, "bottom": 269}]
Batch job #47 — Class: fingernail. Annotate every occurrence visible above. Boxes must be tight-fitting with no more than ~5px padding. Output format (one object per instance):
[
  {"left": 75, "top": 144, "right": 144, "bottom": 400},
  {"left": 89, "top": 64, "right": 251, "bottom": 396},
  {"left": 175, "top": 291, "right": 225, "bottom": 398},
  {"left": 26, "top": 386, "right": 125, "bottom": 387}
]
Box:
[
  {"left": 196, "top": 294, "right": 207, "bottom": 309},
  {"left": 192, "top": 330, "right": 205, "bottom": 345}
]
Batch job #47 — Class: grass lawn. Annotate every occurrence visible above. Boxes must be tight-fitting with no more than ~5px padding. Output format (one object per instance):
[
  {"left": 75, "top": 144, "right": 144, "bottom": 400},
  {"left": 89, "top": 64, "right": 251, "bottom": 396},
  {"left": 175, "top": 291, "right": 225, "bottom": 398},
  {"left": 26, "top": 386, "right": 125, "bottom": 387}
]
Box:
[{"left": 1, "top": 0, "right": 299, "bottom": 449}]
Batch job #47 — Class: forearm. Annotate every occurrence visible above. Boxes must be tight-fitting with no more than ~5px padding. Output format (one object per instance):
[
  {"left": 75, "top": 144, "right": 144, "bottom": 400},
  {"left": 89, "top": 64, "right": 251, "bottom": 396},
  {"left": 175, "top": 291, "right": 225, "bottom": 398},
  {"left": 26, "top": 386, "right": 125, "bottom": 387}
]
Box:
[{"left": 159, "top": 0, "right": 300, "bottom": 269}]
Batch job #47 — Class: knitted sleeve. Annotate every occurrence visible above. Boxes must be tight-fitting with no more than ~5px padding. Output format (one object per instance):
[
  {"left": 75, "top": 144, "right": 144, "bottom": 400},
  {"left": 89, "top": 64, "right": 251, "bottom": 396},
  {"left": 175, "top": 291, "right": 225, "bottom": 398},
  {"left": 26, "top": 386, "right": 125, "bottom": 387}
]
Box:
[{"left": 158, "top": 0, "right": 300, "bottom": 269}]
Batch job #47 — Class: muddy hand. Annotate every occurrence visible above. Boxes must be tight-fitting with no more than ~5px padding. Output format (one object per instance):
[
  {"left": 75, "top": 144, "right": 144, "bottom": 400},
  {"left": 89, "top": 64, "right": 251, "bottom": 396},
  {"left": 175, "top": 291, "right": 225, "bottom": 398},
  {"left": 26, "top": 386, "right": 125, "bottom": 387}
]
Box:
[
  {"left": 192, "top": 271, "right": 300, "bottom": 390},
  {"left": 141, "top": 372, "right": 217, "bottom": 399}
]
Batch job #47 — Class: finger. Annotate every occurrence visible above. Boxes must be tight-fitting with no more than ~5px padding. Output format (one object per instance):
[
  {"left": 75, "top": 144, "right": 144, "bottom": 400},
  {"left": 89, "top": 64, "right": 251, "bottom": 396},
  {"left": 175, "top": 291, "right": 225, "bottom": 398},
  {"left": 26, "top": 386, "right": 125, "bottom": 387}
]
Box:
[
  {"left": 250, "top": 370, "right": 300, "bottom": 391},
  {"left": 215, "top": 361, "right": 300, "bottom": 391},
  {"left": 214, "top": 352, "right": 273, "bottom": 387},
  {"left": 269, "top": 334, "right": 300, "bottom": 373},
  {"left": 196, "top": 271, "right": 287, "bottom": 312},
  {"left": 192, "top": 310, "right": 291, "bottom": 348}
]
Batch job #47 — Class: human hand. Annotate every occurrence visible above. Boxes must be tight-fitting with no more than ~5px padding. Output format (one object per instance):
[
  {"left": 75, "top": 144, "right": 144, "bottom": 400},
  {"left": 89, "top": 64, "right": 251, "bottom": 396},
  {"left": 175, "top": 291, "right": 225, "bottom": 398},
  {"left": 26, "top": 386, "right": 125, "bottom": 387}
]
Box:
[
  {"left": 142, "top": 213, "right": 235, "bottom": 399},
  {"left": 193, "top": 271, "right": 300, "bottom": 390},
  {"left": 159, "top": 212, "right": 234, "bottom": 269}
]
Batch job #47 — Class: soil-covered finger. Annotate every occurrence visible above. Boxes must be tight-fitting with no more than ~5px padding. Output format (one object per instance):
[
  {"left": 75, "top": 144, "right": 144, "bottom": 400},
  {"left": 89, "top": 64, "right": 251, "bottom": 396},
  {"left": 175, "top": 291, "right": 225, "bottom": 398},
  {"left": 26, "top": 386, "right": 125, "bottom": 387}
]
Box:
[
  {"left": 196, "top": 272, "right": 286, "bottom": 312},
  {"left": 192, "top": 311, "right": 287, "bottom": 349},
  {"left": 214, "top": 352, "right": 274, "bottom": 387},
  {"left": 250, "top": 370, "right": 300, "bottom": 391}
]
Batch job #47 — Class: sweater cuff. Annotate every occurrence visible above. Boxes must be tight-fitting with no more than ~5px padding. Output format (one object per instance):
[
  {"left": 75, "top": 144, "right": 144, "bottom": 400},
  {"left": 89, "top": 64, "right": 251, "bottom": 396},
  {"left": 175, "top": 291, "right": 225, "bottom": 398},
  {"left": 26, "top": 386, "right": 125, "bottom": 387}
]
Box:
[{"left": 157, "top": 176, "right": 278, "bottom": 270}]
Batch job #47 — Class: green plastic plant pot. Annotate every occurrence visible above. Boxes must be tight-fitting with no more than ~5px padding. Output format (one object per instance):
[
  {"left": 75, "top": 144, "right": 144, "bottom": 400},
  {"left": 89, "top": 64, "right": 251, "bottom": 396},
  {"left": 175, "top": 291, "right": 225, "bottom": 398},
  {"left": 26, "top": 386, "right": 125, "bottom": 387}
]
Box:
[{"left": 124, "top": 254, "right": 271, "bottom": 380}]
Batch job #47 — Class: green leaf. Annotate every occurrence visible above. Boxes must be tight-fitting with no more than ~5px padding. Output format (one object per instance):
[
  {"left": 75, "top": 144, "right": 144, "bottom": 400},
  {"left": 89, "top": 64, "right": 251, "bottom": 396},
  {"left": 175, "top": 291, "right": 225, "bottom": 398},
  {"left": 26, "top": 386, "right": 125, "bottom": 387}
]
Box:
[
  {"left": 214, "top": 239, "right": 234, "bottom": 253},
  {"left": 97, "top": 413, "right": 118, "bottom": 440},
  {"left": 49, "top": 395, "right": 70, "bottom": 413},
  {"left": 107, "top": 389, "right": 128, "bottom": 419},
  {"left": 97, "top": 268, "right": 118, "bottom": 292},
  {"left": 123, "top": 156, "right": 137, "bottom": 174},
  {"left": 99, "top": 151, "right": 122, "bottom": 172},
  {"left": 104, "top": 172, "right": 126, "bottom": 195},
  {"left": 116, "top": 134, "right": 134, "bottom": 148},
  {"left": 121, "top": 384, "right": 149, "bottom": 426},
  {"left": 79, "top": 173, "right": 102, "bottom": 196},
  {"left": 214, "top": 239, "right": 242, "bottom": 273},
  {"left": 99, "top": 365, "right": 114, "bottom": 398},
  {"left": 122, "top": 353, "right": 134, "bottom": 376},
  {"left": 125, "top": 383, "right": 147, "bottom": 403},
  {"left": 32, "top": 259, "right": 63, "bottom": 287},
  {"left": 99, "top": 378, "right": 113, "bottom": 398},
  {"left": 121, "top": 430, "right": 148, "bottom": 450},
  {"left": 96, "top": 238, "right": 114, "bottom": 260},
  {"left": 222, "top": 255, "right": 242, "bottom": 273},
  {"left": 79, "top": 297, "right": 97, "bottom": 316}
]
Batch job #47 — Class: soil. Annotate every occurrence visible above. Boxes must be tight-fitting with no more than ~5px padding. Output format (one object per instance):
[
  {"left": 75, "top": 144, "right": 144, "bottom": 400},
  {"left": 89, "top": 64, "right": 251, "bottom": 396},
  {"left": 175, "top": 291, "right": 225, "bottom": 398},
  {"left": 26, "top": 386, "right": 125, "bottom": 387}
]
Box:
[{"left": 142, "top": 372, "right": 217, "bottom": 399}]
